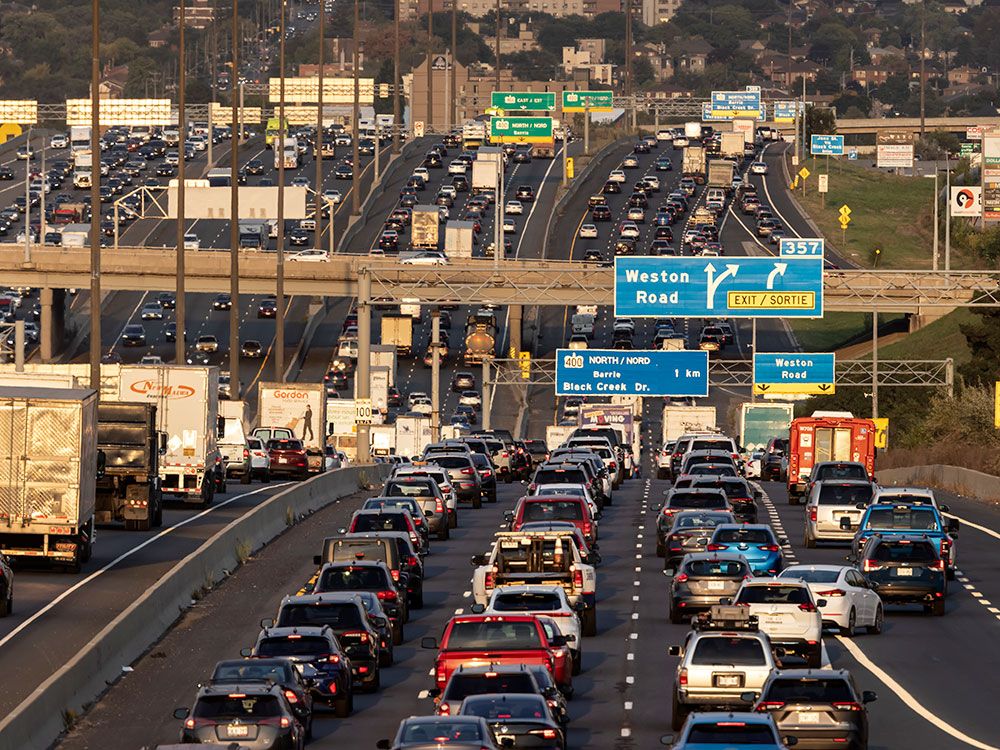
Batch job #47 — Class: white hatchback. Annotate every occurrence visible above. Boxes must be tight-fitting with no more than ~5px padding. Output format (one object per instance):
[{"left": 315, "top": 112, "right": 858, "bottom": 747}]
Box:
[
  {"left": 483, "top": 585, "right": 583, "bottom": 674},
  {"left": 505, "top": 200, "right": 523, "bottom": 215},
  {"left": 579, "top": 223, "right": 598, "bottom": 238}
]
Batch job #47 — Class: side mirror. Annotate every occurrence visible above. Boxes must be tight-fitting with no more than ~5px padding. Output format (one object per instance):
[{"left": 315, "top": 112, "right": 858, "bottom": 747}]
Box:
[
  {"left": 427, "top": 687, "right": 441, "bottom": 698},
  {"left": 947, "top": 518, "right": 960, "bottom": 534},
  {"left": 549, "top": 635, "right": 568, "bottom": 647},
  {"left": 376, "top": 740, "right": 392, "bottom": 750},
  {"left": 816, "top": 598, "right": 828, "bottom": 608},
  {"left": 374, "top": 616, "right": 388, "bottom": 628},
  {"left": 840, "top": 517, "right": 853, "bottom": 530},
  {"left": 313, "top": 555, "right": 323, "bottom": 566},
  {"left": 574, "top": 600, "right": 586, "bottom": 611},
  {"left": 938, "top": 504, "right": 950, "bottom": 513},
  {"left": 667, "top": 645, "right": 681, "bottom": 657},
  {"left": 471, "top": 554, "right": 488, "bottom": 566},
  {"left": 563, "top": 633, "right": 577, "bottom": 643},
  {"left": 337, "top": 527, "right": 347, "bottom": 534},
  {"left": 260, "top": 618, "right": 274, "bottom": 628},
  {"left": 470, "top": 603, "right": 486, "bottom": 614},
  {"left": 158, "top": 432, "right": 168, "bottom": 455},
  {"left": 173, "top": 707, "right": 190, "bottom": 720},
  {"left": 855, "top": 503, "right": 867, "bottom": 510},
  {"left": 421, "top": 636, "right": 438, "bottom": 650},
  {"left": 240, "top": 647, "right": 252, "bottom": 657},
  {"left": 784, "top": 738, "right": 798, "bottom": 747},
  {"left": 660, "top": 734, "right": 675, "bottom": 746},
  {"left": 862, "top": 690, "right": 877, "bottom": 704}
]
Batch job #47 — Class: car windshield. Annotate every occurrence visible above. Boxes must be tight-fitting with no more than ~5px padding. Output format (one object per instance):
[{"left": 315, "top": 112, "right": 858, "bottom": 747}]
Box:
[
  {"left": 686, "top": 559, "right": 748, "bottom": 577},
  {"left": 816, "top": 464, "right": 867, "bottom": 481},
  {"left": 736, "top": 585, "right": 810, "bottom": 605},
  {"left": 384, "top": 481, "right": 434, "bottom": 498},
  {"left": 691, "top": 439, "right": 733, "bottom": 452},
  {"left": 256, "top": 636, "right": 330, "bottom": 658},
  {"left": 872, "top": 541, "right": 938, "bottom": 562},
  {"left": 445, "top": 621, "right": 542, "bottom": 650},
  {"left": 765, "top": 678, "right": 855, "bottom": 703},
  {"left": 364, "top": 498, "right": 419, "bottom": 514},
  {"left": 865, "top": 507, "right": 940, "bottom": 531},
  {"left": 193, "top": 695, "right": 282, "bottom": 719},
  {"left": 686, "top": 723, "right": 776, "bottom": 744},
  {"left": 780, "top": 568, "right": 840, "bottom": 584},
  {"left": 268, "top": 440, "right": 303, "bottom": 451},
  {"left": 447, "top": 673, "right": 536, "bottom": 699},
  {"left": 401, "top": 721, "right": 485, "bottom": 743},
  {"left": 691, "top": 637, "right": 767, "bottom": 666},
  {"left": 319, "top": 566, "right": 387, "bottom": 590},
  {"left": 690, "top": 465, "right": 737, "bottom": 476},
  {"left": 714, "top": 529, "right": 773, "bottom": 544},
  {"left": 352, "top": 513, "right": 407, "bottom": 532},
  {"left": 522, "top": 501, "right": 583, "bottom": 522},
  {"left": 212, "top": 662, "right": 291, "bottom": 684},
  {"left": 534, "top": 469, "right": 586, "bottom": 485},
  {"left": 537, "top": 486, "right": 584, "bottom": 498},
  {"left": 461, "top": 694, "right": 547, "bottom": 720},
  {"left": 675, "top": 514, "right": 731, "bottom": 530},
  {"left": 818, "top": 484, "right": 872, "bottom": 505},
  {"left": 669, "top": 493, "right": 727, "bottom": 509},
  {"left": 434, "top": 456, "right": 472, "bottom": 469},
  {"left": 492, "top": 592, "right": 563, "bottom": 612},
  {"left": 277, "top": 602, "right": 364, "bottom": 629}
]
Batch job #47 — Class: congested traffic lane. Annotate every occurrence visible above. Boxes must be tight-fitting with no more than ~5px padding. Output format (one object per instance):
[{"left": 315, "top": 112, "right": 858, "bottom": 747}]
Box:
[
  {"left": 0, "top": 481, "right": 291, "bottom": 722},
  {"left": 56, "top": 471, "right": 650, "bottom": 749}
]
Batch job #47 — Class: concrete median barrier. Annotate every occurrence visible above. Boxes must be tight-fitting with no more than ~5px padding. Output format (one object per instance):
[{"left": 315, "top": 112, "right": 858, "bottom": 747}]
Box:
[
  {"left": 877, "top": 464, "right": 1000, "bottom": 504},
  {"left": 0, "top": 463, "right": 390, "bottom": 750}
]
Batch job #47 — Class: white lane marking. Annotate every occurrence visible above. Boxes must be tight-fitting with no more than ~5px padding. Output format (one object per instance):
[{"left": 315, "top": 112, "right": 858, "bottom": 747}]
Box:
[
  {"left": 418, "top": 689, "right": 429, "bottom": 699},
  {"left": 835, "top": 635, "right": 1000, "bottom": 750},
  {"left": 621, "top": 728, "right": 632, "bottom": 738},
  {"left": 947, "top": 513, "right": 1000, "bottom": 542},
  {"left": 0, "top": 483, "right": 288, "bottom": 651},
  {"left": 821, "top": 642, "right": 832, "bottom": 669}
]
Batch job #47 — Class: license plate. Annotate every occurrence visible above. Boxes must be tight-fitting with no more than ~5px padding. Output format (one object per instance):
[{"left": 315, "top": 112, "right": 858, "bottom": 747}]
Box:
[
  {"left": 798, "top": 712, "right": 820, "bottom": 724},
  {"left": 896, "top": 566, "right": 914, "bottom": 576},
  {"left": 764, "top": 615, "right": 785, "bottom": 625},
  {"left": 226, "top": 725, "right": 249, "bottom": 738},
  {"left": 715, "top": 673, "right": 741, "bottom": 687},
  {"left": 707, "top": 580, "right": 726, "bottom": 590},
  {"left": 278, "top": 457, "right": 287, "bottom": 463}
]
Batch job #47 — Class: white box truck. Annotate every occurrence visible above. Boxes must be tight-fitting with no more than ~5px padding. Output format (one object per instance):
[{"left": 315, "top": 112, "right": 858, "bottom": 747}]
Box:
[
  {"left": 411, "top": 205, "right": 440, "bottom": 250},
  {"left": 545, "top": 424, "right": 577, "bottom": 451},
  {"left": 0, "top": 386, "right": 98, "bottom": 570},
  {"left": 370, "top": 345, "right": 398, "bottom": 387},
  {"left": 395, "top": 414, "right": 432, "bottom": 459},
  {"left": 381, "top": 314, "right": 413, "bottom": 357},
  {"left": 445, "top": 221, "right": 475, "bottom": 258},
  {"left": 472, "top": 160, "right": 497, "bottom": 193},
  {"left": 370, "top": 424, "right": 397, "bottom": 456},
  {"left": 257, "top": 382, "right": 326, "bottom": 451},
  {"left": 661, "top": 405, "right": 717, "bottom": 445},
  {"left": 70, "top": 125, "right": 91, "bottom": 154},
  {"left": 118, "top": 365, "right": 223, "bottom": 505},
  {"left": 73, "top": 152, "right": 92, "bottom": 189},
  {"left": 684, "top": 122, "right": 702, "bottom": 140}
]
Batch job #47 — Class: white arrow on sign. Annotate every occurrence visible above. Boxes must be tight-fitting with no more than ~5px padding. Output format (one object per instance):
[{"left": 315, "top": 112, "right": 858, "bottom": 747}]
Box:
[
  {"left": 705, "top": 263, "right": 739, "bottom": 309},
  {"left": 767, "top": 262, "right": 787, "bottom": 289}
]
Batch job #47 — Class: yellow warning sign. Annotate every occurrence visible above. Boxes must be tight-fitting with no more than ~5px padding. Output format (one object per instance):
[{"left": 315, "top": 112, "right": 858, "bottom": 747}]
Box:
[
  {"left": 0, "top": 123, "right": 23, "bottom": 144},
  {"left": 567, "top": 157, "right": 574, "bottom": 179},
  {"left": 798, "top": 167, "right": 810, "bottom": 179},
  {"left": 839, "top": 204, "right": 852, "bottom": 217},
  {"left": 873, "top": 417, "right": 889, "bottom": 448}
]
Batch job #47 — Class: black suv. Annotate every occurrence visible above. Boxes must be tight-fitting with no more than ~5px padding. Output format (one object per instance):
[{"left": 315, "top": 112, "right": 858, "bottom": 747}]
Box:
[
  {"left": 751, "top": 669, "right": 877, "bottom": 749},
  {"left": 268, "top": 593, "right": 382, "bottom": 692},
  {"left": 432, "top": 664, "right": 567, "bottom": 725},
  {"left": 175, "top": 683, "right": 306, "bottom": 746},
  {"left": 859, "top": 534, "right": 948, "bottom": 615},
  {"left": 208, "top": 657, "right": 315, "bottom": 738},
  {"left": 762, "top": 437, "right": 787, "bottom": 481},
  {"left": 314, "top": 560, "right": 407, "bottom": 642}
]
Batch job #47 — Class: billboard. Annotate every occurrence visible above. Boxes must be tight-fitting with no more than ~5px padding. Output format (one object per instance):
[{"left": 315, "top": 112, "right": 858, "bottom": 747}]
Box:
[
  {"left": 950, "top": 186, "right": 982, "bottom": 218},
  {"left": 258, "top": 383, "right": 326, "bottom": 450},
  {"left": 0, "top": 100, "right": 37, "bottom": 124},
  {"left": 268, "top": 77, "right": 375, "bottom": 104},
  {"left": 876, "top": 130, "right": 914, "bottom": 169},
  {"left": 166, "top": 185, "right": 308, "bottom": 219},
  {"left": 66, "top": 98, "right": 173, "bottom": 126}
]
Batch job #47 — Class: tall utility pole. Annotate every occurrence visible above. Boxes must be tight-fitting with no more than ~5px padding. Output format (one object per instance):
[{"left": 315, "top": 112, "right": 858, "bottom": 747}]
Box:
[
  {"left": 351, "top": 0, "right": 361, "bottom": 215},
  {"left": 175, "top": 1, "right": 187, "bottom": 366},
  {"left": 275, "top": 0, "right": 286, "bottom": 381},
  {"left": 494, "top": 0, "right": 500, "bottom": 94},
  {"left": 450, "top": 0, "right": 457, "bottom": 131},
  {"left": 427, "top": 0, "right": 434, "bottom": 131},
  {"left": 625, "top": 0, "right": 633, "bottom": 129},
  {"left": 315, "top": 0, "right": 326, "bottom": 252},
  {"left": 89, "top": 0, "right": 101, "bottom": 392},
  {"left": 919, "top": 0, "right": 927, "bottom": 139},
  {"left": 229, "top": 0, "right": 241, "bottom": 398},
  {"left": 392, "top": 0, "right": 400, "bottom": 153}
]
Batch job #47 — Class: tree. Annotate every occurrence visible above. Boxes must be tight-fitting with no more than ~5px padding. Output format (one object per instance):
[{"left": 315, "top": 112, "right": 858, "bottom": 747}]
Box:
[
  {"left": 959, "top": 310, "right": 1000, "bottom": 386},
  {"left": 804, "top": 105, "right": 836, "bottom": 141},
  {"left": 633, "top": 57, "right": 656, "bottom": 88},
  {"left": 832, "top": 91, "right": 871, "bottom": 116}
]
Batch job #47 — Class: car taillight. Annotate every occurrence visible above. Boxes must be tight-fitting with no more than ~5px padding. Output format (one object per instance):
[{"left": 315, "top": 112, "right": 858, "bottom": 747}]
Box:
[
  {"left": 461, "top": 467, "right": 475, "bottom": 475},
  {"left": 932, "top": 558, "right": 946, "bottom": 570},
  {"left": 940, "top": 538, "right": 951, "bottom": 557},
  {"left": 243, "top": 448, "right": 249, "bottom": 459},
  {"left": 756, "top": 701, "right": 784, "bottom": 712},
  {"left": 673, "top": 573, "right": 689, "bottom": 583},
  {"left": 573, "top": 569, "right": 584, "bottom": 589},
  {"left": 501, "top": 451, "right": 509, "bottom": 457},
  {"left": 407, "top": 555, "right": 419, "bottom": 568},
  {"left": 808, "top": 507, "right": 817, "bottom": 522},
  {"left": 609, "top": 462, "right": 617, "bottom": 469},
  {"left": 435, "top": 498, "right": 445, "bottom": 514},
  {"left": 678, "top": 668, "right": 687, "bottom": 685},
  {"left": 283, "top": 689, "right": 298, "bottom": 704},
  {"left": 798, "top": 602, "right": 817, "bottom": 612},
  {"left": 706, "top": 543, "right": 726, "bottom": 551},
  {"left": 582, "top": 522, "right": 592, "bottom": 536},
  {"left": 758, "top": 544, "right": 780, "bottom": 552},
  {"left": 818, "top": 589, "right": 845, "bottom": 598},
  {"left": 832, "top": 702, "right": 863, "bottom": 712},
  {"left": 439, "top": 701, "right": 451, "bottom": 715},
  {"left": 862, "top": 559, "right": 881, "bottom": 572},
  {"left": 531, "top": 729, "right": 559, "bottom": 739},
  {"left": 485, "top": 570, "right": 495, "bottom": 588},
  {"left": 377, "top": 590, "right": 397, "bottom": 602},
  {"left": 391, "top": 569, "right": 400, "bottom": 581},
  {"left": 661, "top": 508, "right": 674, "bottom": 517}
]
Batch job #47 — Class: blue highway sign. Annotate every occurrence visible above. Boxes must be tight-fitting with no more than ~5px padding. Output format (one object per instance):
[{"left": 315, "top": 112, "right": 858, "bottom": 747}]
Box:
[
  {"left": 555, "top": 349, "right": 709, "bottom": 397},
  {"left": 614, "top": 257, "right": 824, "bottom": 319},
  {"left": 779, "top": 237, "right": 825, "bottom": 257},
  {"left": 753, "top": 352, "right": 835, "bottom": 395},
  {"left": 810, "top": 134, "right": 845, "bottom": 156}
]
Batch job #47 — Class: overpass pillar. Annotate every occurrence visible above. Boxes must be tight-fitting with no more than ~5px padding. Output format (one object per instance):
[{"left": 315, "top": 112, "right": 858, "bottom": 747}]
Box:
[
  {"left": 356, "top": 272, "right": 372, "bottom": 463},
  {"left": 509, "top": 305, "right": 523, "bottom": 355},
  {"left": 39, "top": 288, "right": 65, "bottom": 363}
]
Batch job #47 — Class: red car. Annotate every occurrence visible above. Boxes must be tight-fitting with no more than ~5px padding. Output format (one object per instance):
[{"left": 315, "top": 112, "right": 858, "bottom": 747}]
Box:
[
  {"left": 422, "top": 614, "right": 573, "bottom": 694},
  {"left": 511, "top": 495, "right": 598, "bottom": 546},
  {"left": 266, "top": 438, "right": 309, "bottom": 480}
]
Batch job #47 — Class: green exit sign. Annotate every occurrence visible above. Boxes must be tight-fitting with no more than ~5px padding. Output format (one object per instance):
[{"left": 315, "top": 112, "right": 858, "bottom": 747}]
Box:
[
  {"left": 490, "top": 92, "right": 556, "bottom": 111},
  {"left": 489, "top": 116, "right": 553, "bottom": 143},
  {"left": 562, "top": 90, "right": 614, "bottom": 112}
]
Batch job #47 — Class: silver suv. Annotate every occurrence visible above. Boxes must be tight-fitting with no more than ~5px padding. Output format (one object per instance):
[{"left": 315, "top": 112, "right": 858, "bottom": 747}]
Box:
[
  {"left": 804, "top": 479, "right": 875, "bottom": 547},
  {"left": 668, "top": 605, "right": 778, "bottom": 730}
]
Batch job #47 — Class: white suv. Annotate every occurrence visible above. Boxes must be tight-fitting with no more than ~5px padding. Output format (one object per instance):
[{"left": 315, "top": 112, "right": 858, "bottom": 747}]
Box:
[
  {"left": 804, "top": 479, "right": 875, "bottom": 547},
  {"left": 668, "top": 605, "right": 778, "bottom": 730},
  {"left": 733, "top": 578, "right": 824, "bottom": 668}
]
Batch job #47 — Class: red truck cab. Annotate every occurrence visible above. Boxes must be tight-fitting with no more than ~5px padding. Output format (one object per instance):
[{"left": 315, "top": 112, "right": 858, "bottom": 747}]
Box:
[
  {"left": 421, "top": 614, "right": 573, "bottom": 693},
  {"left": 787, "top": 415, "right": 876, "bottom": 503}
]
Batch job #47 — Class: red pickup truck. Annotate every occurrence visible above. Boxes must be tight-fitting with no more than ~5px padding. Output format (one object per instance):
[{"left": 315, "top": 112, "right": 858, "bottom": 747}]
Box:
[{"left": 421, "top": 614, "right": 573, "bottom": 693}]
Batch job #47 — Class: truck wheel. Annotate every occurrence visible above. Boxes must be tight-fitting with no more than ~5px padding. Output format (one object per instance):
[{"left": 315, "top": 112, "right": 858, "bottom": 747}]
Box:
[
  {"left": 241, "top": 468, "right": 252, "bottom": 485},
  {"left": 202, "top": 478, "right": 214, "bottom": 509},
  {"left": 581, "top": 607, "right": 597, "bottom": 637},
  {"left": 472, "top": 494, "right": 482, "bottom": 509},
  {"left": 334, "top": 690, "right": 352, "bottom": 718},
  {"left": 216, "top": 471, "right": 228, "bottom": 494},
  {"left": 449, "top": 511, "right": 458, "bottom": 529},
  {"left": 671, "top": 692, "right": 689, "bottom": 731},
  {"left": 153, "top": 495, "right": 163, "bottom": 527}
]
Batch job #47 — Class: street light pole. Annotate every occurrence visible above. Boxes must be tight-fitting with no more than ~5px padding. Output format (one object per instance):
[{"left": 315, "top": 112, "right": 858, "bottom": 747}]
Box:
[
  {"left": 494, "top": 0, "right": 500, "bottom": 94},
  {"left": 275, "top": 0, "right": 286, "bottom": 381},
  {"left": 351, "top": 0, "right": 361, "bottom": 215},
  {"left": 89, "top": 0, "right": 101, "bottom": 392},
  {"left": 427, "top": 0, "right": 434, "bottom": 132},
  {"left": 229, "top": 0, "right": 241, "bottom": 398},
  {"left": 176, "top": 1, "right": 187, "bottom": 366},
  {"left": 450, "top": 0, "right": 457, "bottom": 131},
  {"left": 23, "top": 126, "right": 31, "bottom": 264},
  {"left": 392, "top": 0, "right": 400, "bottom": 153},
  {"left": 315, "top": 0, "right": 327, "bottom": 252}
]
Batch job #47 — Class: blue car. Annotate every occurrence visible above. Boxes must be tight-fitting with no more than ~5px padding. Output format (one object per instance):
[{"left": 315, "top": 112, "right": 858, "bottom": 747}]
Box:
[
  {"left": 707, "top": 524, "right": 784, "bottom": 575},
  {"left": 664, "top": 711, "right": 785, "bottom": 749},
  {"left": 847, "top": 502, "right": 958, "bottom": 578},
  {"left": 656, "top": 158, "right": 673, "bottom": 171}
]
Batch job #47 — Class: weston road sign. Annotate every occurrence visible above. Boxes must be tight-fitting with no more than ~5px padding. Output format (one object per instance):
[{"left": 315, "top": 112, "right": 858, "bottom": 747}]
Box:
[
  {"left": 489, "top": 116, "right": 553, "bottom": 143},
  {"left": 614, "top": 257, "right": 824, "bottom": 319},
  {"left": 555, "top": 349, "right": 709, "bottom": 397},
  {"left": 753, "top": 352, "right": 835, "bottom": 395},
  {"left": 491, "top": 92, "right": 556, "bottom": 111}
]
